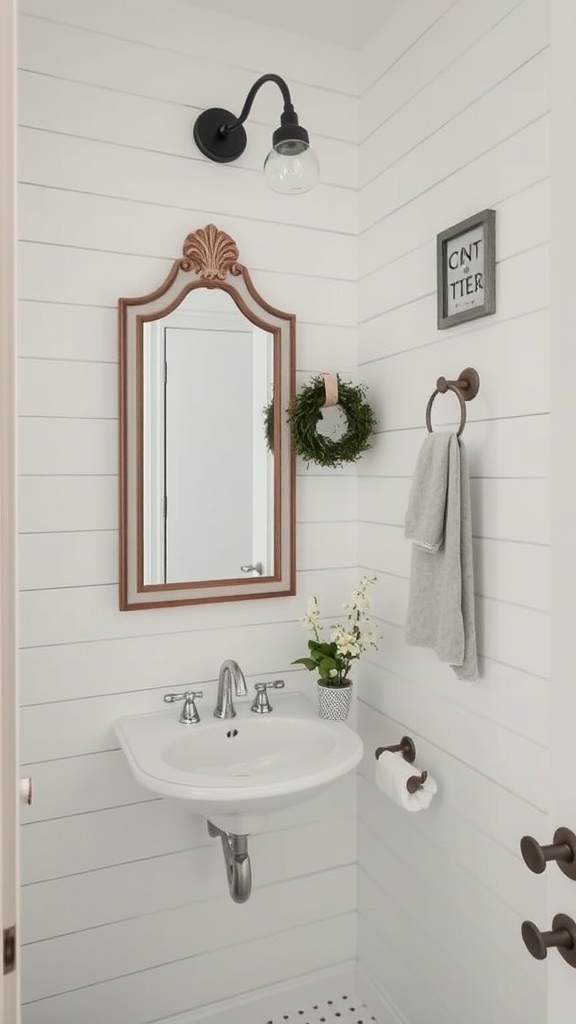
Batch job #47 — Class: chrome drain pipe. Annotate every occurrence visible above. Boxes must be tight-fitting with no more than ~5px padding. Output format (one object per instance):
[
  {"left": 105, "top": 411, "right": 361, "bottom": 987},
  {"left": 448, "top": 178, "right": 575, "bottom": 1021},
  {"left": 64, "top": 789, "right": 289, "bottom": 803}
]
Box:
[{"left": 207, "top": 821, "right": 252, "bottom": 903}]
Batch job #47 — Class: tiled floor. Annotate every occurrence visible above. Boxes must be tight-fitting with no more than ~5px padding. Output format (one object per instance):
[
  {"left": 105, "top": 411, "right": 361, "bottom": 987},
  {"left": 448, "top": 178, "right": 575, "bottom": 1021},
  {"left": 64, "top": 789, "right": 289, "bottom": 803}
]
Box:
[{"left": 264, "top": 992, "right": 378, "bottom": 1024}]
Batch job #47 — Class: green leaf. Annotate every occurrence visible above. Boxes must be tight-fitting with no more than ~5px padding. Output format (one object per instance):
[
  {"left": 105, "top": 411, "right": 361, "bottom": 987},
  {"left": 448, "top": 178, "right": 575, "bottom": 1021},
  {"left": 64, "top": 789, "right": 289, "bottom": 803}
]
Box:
[
  {"left": 318, "top": 655, "right": 338, "bottom": 674},
  {"left": 291, "top": 657, "right": 317, "bottom": 671}
]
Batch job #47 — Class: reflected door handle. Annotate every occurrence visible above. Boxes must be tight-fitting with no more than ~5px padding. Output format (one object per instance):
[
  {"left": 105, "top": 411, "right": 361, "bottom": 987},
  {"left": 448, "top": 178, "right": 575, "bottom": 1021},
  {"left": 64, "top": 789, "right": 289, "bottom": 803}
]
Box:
[
  {"left": 240, "top": 563, "right": 263, "bottom": 576},
  {"left": 522, "top": 915, "right": 576, "bottom": 967},
  {"left": 19, "top": 777, "right": 33, "bottom": 806},
  {"left": 520, "top": 828, "right": 576, "bottom": 879}
]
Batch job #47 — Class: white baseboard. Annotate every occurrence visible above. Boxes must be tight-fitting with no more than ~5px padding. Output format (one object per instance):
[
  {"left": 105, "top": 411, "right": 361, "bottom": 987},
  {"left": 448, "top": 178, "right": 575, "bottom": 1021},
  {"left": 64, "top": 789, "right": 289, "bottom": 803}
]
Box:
[
  {"left": 157, "top": 961, "right": 356, "bottom": 1024},
  {"left": 355, "top": 965, "right": 408, "bottom": 1024}
]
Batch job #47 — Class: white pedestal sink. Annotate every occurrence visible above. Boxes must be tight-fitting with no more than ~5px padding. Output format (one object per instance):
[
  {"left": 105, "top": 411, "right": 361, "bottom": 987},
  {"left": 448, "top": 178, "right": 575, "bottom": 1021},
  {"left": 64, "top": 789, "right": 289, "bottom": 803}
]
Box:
[{"left": 115, "top": 691, "right": 363, "bottom": 835}]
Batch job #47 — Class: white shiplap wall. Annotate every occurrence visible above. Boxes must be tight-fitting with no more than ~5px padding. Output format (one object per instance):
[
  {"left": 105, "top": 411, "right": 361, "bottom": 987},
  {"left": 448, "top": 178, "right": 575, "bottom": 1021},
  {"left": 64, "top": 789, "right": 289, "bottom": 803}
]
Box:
[
  {"left": 356, "top": 2, "right": 550, "bottom": 1023},
  {"left": 17, "top": 1, "right": 359, "bottom": 1021}
]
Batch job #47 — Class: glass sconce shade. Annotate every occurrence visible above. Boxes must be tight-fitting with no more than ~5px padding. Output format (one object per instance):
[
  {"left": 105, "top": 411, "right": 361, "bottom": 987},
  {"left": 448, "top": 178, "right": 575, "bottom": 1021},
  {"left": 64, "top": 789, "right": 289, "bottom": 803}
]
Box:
[{"left": 263, "top": 141, "right": 320, "bottom": 195}]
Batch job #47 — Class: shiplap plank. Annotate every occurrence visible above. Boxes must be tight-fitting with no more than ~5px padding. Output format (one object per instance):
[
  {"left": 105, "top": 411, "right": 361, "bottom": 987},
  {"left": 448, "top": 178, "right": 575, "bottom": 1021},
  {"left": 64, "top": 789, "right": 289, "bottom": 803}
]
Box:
[
  {"left": 19, "top": 435, "right": 355, "bottom": 528},
  {"left": 21, "top": 783, "right": 355, "bottom": 942},
  {"left": 18, "top": 72, "right": 357, "bottom": 189},
  {"left": 21, "top": 798, "right": 194, "bottom": 884},
  {"left": 358, "top": 916, "right": 451, "bottom": 1024},
  {"left": 359, "top": 774, "right": 545, "bottom": 927},
  {"left": 362, "top": 621, "right": 549, "bottom": 747},
  {"left": 18, "top": 294, "right": 355, "bottom": 375},
  {"left": 361, "top": 209, "right": 549, "bottom": 322},
  {"left": 20, "top": 683, "right": 317, "bottom": 762},
  {"left": 298, "top": 521, "right": 356, "bottom": 571},
  {"left": 472, "top": 537, "right": 549, "bottom": 608},
  {"left": 357, "top": 476, "right": 408, "bottom": 524},
  {"left": 478, "top": 593, "right": 549, "bottom": 677},
  {"left": 373, "top": 570, "right": 549, "bottom": 676},
  {"left": 360, "top": 51, "right": 549, "bottom": 230},
  {"left": 19, "top": 299, "right": 117, "bottom": 362},
  {"left": 356, "top": 703, "right": 548, "bottom": 854},
  {"left": 19, "top": 357, "right": 118, "bottom": 419},
  {"left": 360, "top": 180, "right": 549, "bottom": 319},
  {"left": 359, "top": 826, "right": 538, "bottom": 1012},
  {"left": 20, "top": 912, "right": 356, "bottom": 1024},
  {"left": 361, "top": 0, "right": 522, "bottom": 133},
  {"left": 20, "top": 782, "right": 354, "bottom": 885},
  {"left": 19, "top": 240, "right": 356, "bottom": 326},
  {"left": 20, "top": 0, "right": 360, "bottom": 97},
  {"left": 19, "top": 529, "right": 117, "bottom": 590},
  {"left": 19, "top": 416, "right": 117, "bottom": 476},
  {"left": 17, "top": 628, "right": 312, "bottom": 706},
  {"left": 362, "top": 0, "right": 547, "bottom": 177},
  {"left": 361, "top": 118, "right": 549, "bottom": 279},
  {"left": 18, "top": 567, "right": 358, "bottom": 648},
  {"left": 358, "top": 286, "right": 545, "bottom": 409},
  {"left": 358, "top": 414, "right": 549, "bottom": 480},
  {"left": 19, "top": 475, "right": 118, "bottom": 533},
  {"left": 18, "top": 520, "right": 353, "bottom": 591},
  {"left": 361, "top": 240, "right": 548, "bottom": 330},
  {"left": 358, "top": 475, "right": 548, "bottom": 549},
  {"left": 361, "top": 307, "right": 549, "bottom": 428},
  {"left": 19, "top": 472, "right": 353, "bottom": 538},
  {"left": 360, "top": 669, "right": 548, "bottom": 807},
  {"left": 22, "top": 750, "right": 150, "bottom": 821},
  {"left": 359, "top": 470, "right": 549, "bottom": 529},
  {"left": 298, "top": 475, "right": 356, "bottom": 522},
  {"left": 293, "top": 323, "right": 356, "bottom": 371},
  {"left": 358, "top": 867, "right": 541, "bottom": 1024},
  {"left": 359, "top": 0, "right": 456, "bottom": 94},
  {"left": 23, "top": 866, "right": 355, "bottom": 1002},
  {"left": 19, "top": 128, "right": 356, "bottom": 236},
  {"left": 358, "top": 522, "right": 548, "bottom": 609},
  {"left": 18, "top": 182, "right": 357, "bottom": 279},
  {"left": 470, "top": 478, "right": 549, "bottom": 547}
]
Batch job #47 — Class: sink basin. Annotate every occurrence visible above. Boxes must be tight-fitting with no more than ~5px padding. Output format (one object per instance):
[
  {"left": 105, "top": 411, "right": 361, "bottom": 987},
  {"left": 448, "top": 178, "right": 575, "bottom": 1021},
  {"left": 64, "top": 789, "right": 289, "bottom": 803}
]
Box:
[{"left": 115, "top": 692, "right": 363, "bottom": 834}]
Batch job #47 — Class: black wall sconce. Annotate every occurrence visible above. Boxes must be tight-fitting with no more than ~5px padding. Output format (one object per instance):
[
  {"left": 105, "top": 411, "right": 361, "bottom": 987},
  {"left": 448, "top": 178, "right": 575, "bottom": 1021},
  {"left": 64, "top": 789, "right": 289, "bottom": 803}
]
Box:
[{"left": 193, "top": 73, "right": 319, "bottom": 195}]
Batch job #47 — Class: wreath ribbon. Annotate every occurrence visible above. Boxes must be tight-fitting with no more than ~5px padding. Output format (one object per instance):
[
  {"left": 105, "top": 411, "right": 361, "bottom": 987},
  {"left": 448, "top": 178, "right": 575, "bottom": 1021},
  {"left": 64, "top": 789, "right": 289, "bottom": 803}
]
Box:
[{"left": 322, "top": 373, "right": 339, "bottom": 408}]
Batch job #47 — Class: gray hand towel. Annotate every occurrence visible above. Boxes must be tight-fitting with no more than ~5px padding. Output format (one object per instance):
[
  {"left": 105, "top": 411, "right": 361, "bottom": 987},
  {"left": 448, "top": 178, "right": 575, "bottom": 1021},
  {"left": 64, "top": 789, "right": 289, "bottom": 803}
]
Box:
[{"left": 404, "top": 432, "right": 478, "bottom": 681}]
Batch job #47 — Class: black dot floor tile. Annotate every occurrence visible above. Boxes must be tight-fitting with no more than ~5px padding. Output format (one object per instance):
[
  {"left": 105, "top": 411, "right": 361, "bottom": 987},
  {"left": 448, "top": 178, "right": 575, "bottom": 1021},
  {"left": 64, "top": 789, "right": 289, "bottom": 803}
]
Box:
[{"left": 260, "top": 993, "right": 379, "bottom": 1024}]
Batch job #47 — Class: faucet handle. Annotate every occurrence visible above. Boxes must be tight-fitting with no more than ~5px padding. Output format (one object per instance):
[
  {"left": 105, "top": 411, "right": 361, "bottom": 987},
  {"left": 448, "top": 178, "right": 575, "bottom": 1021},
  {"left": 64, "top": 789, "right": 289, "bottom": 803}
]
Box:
[
  {"left": 164, "top": 690, "right": 204, "bottom": 724},
  {"left": 251, "top": 679, "right": 285, "bottom": 714}
]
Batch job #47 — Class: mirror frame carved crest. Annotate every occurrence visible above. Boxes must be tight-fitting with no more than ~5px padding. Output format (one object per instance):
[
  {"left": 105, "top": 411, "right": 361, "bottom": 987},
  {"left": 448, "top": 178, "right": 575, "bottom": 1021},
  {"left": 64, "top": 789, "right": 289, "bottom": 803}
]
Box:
[{"left": 119, "top": 224, "right": 296, "bottom": 610}]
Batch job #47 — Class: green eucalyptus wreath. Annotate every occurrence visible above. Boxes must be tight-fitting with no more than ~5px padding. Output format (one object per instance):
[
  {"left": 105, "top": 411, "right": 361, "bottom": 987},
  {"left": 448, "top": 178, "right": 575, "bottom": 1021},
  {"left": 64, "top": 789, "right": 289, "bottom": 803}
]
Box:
[{"left": 287, "top": 376, "right": 376, "bottom": 469}]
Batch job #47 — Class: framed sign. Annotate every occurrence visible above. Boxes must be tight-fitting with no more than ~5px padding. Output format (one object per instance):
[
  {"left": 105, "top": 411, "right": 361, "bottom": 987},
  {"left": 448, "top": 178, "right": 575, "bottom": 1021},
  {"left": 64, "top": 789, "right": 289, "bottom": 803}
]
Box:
[{"left": 437, "top": 208, "right": 496, "bottom": 329}]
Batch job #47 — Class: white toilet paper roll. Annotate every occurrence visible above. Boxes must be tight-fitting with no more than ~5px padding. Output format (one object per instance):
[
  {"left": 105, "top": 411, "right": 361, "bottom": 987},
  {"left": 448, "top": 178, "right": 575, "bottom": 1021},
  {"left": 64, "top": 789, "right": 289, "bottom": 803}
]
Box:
[{"left": 375, "top": 751, "right": 437, "bottom": 812}]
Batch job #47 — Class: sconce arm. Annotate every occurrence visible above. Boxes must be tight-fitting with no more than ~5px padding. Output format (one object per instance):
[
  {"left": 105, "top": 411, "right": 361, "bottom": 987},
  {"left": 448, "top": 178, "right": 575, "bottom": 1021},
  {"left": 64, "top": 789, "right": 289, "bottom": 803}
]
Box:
[{"left": 222, "top": 74, "right": 296, "bottom": 135}]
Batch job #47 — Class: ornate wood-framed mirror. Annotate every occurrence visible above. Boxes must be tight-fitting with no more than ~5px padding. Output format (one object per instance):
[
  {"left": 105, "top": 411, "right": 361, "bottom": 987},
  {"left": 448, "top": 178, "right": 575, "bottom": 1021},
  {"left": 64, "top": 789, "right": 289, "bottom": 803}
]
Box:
[{"left": 119, "top": 225, "right": 295, "bottom": 609}]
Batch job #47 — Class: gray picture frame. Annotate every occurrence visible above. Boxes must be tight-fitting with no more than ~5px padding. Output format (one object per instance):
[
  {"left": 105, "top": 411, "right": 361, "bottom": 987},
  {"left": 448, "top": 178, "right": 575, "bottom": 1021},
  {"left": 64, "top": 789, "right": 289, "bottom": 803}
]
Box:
[{"left": 437, "top": 208, "right": 496, "bottom": 329}]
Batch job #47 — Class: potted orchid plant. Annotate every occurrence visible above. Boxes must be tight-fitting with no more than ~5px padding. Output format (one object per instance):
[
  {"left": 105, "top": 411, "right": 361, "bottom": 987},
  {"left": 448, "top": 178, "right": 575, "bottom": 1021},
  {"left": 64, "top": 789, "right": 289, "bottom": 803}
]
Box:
[{"left": 293, "top": 575, "right": 380, "bottom": 720}]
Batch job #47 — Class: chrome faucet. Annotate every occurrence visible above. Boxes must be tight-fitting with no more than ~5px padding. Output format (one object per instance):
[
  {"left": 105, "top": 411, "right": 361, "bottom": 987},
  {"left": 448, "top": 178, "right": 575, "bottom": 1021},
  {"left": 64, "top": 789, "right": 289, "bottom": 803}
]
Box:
[{"left": 214, "top": 659, "right": 248, "bottom": 719}]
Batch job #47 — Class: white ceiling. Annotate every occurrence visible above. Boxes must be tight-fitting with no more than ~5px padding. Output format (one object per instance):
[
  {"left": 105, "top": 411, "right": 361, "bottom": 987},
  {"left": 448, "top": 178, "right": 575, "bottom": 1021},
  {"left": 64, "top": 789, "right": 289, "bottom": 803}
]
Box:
[{"left": 179, "top": 0, "right": 402, "bottom": 50}]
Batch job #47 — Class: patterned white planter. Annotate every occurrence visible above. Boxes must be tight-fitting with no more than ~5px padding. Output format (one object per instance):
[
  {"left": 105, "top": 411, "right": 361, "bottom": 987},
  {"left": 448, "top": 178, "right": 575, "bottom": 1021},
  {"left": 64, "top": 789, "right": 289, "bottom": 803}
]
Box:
[{"left": 316, "top": 681, "right": 353, "bottom": 721}]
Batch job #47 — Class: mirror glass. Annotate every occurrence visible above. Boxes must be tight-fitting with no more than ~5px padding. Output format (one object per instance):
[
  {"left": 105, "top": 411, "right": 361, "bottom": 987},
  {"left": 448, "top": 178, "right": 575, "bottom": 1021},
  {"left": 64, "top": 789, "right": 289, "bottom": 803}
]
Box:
[{"left": 119, "top": 225, "right": 295, "bottom": 609}]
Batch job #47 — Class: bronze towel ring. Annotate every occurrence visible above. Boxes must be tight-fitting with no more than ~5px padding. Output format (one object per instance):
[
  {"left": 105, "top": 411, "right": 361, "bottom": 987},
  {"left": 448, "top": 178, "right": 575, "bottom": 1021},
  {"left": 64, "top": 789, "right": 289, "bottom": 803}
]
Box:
[{"left": 425, "top": 366, "right": 480, "bottom": 437}]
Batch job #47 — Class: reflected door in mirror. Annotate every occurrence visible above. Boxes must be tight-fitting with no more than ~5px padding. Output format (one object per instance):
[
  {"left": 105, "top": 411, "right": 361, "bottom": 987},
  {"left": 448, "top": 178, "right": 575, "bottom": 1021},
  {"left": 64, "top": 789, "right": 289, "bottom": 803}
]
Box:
[{"left": 142, "top": 291, "right": 274, "bottom": 584}]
